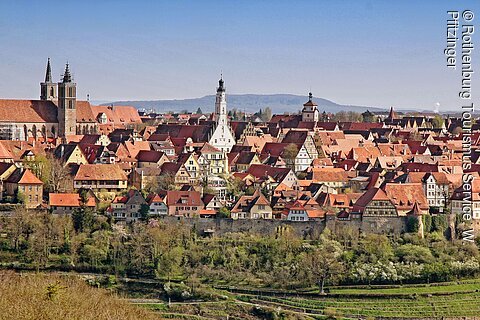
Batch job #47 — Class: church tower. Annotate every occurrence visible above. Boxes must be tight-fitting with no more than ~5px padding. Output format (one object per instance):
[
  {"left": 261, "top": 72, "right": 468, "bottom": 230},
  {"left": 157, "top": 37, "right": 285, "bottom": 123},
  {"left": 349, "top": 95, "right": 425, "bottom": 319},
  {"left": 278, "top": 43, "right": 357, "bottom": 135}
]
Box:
[
  {"left": 302, "top": 92, "right": 319, "bottom": 122},
  {"left": 40, "top": 58, "right": 57, "bottom": 101},
  {"left": 209, "top": 76, "right": 235, "bottom": 153},
  {"left": 57, "top": 63, "right": 77, "bottom": 138},
  {"left": 215, "top": 77, "right": 227, "bottom": 125}
]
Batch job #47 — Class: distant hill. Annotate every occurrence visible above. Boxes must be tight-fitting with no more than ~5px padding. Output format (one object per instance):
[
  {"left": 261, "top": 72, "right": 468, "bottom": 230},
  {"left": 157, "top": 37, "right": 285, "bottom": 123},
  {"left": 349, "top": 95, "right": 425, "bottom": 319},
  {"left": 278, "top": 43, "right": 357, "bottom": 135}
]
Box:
[{"left": 103, "top": 94, "right": 386, "bottom": 114}]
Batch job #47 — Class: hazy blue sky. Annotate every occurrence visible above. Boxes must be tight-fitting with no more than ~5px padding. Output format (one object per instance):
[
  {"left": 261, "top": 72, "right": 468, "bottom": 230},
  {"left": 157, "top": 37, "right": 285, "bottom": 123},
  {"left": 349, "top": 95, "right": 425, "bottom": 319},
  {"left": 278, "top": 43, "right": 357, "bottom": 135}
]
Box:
[{"left": 0, "top": 0, "right": 478, "bottom": 110}]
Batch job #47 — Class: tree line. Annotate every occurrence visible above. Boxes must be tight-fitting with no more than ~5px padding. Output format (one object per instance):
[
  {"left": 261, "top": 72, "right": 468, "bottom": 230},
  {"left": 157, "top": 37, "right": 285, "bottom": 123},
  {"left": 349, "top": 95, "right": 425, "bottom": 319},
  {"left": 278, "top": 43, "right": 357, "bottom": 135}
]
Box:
[{"left": 0, "top": 209, "right": 479, "bottom": 294}]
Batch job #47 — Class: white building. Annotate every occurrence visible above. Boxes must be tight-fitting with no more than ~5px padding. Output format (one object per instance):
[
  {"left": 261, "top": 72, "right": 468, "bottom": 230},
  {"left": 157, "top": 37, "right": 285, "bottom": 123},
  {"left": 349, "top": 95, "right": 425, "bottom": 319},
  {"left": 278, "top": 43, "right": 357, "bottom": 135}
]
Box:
[{"left": 209, "top": 77, "right": 235, "bottom": 153}]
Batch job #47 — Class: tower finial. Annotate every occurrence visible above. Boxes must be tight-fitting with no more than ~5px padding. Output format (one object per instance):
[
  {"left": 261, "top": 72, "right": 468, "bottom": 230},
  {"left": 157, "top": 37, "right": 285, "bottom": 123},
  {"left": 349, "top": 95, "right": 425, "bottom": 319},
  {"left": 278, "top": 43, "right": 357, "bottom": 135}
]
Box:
[
  {"left": 62, "top": 62, "right": 72, "bottom": 83},
  {"left": 308, "top": 92, "right": 313, "bottom": 101},
  {"left": 45, "top": 58, "right": 52, "bottom": 83},
  {"left": 218, "top": 74, "right": 225, "bottom": 91}
]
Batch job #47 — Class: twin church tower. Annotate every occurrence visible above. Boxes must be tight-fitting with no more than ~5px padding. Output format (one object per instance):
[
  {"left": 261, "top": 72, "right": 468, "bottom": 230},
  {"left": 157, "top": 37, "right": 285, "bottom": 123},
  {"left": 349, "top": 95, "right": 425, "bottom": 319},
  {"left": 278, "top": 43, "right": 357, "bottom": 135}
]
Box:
[{"left": 40, "top": 58, "right": 77, "bottom": 138}]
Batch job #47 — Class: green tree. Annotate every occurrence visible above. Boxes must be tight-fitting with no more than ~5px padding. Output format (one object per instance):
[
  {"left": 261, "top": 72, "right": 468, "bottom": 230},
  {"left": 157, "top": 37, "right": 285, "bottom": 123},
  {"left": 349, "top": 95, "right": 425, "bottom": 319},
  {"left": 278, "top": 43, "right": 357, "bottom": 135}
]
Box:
[
  {"left": 218, "top": 206, "right": 230, "bottom": 218},
  {"left": 72, "top": 207, "right": 95, "bottom": 233},
  {"left": 139, "top": 204, "right": 150, "bottom": 220},
  {"left": 432, "top": 115, "right": 444, "bottom": 128},
  {"left": 16, "top": 189, "right": 26, "bottom": 205},
  {"left": 361, "top": 110, "right": 376, "bottom": 123},
  {"left": 196, "top": 107, "right": 203, "bottom": 114},
  {"left": 359, "top": 234, "right": 394, "bottom": 262},
  {"left": 302, "top": 239, "right": 345, "bottom": 294},
  {"left": 283, "top": 143, "right": 299, "bottom": 163},
  {"left": 407, "top": 216, "right": 420, "bottom": 233}
]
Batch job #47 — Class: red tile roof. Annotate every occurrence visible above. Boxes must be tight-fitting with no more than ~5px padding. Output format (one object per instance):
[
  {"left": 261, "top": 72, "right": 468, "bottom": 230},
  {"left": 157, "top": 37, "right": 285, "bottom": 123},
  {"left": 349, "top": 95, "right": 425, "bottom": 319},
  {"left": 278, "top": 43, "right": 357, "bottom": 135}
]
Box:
[
  {"left": 74, "top": 164, "right": 127, "bottom": 181},
  {"left": 49, "top": 193, "right": 96, "bottom": 207},
  {"left": 7, "top": 168, "right": 43, "bottom": 184},
  {"left": 91, "top": 105, "right": 141, "bottom": 124}
]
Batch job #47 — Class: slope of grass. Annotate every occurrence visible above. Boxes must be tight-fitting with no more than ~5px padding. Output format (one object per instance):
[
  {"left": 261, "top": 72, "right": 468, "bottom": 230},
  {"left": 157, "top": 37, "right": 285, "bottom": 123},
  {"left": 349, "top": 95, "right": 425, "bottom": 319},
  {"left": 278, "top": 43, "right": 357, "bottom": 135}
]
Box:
[{"left": 0, "top": 271, "right": 160, "bottom": 320}]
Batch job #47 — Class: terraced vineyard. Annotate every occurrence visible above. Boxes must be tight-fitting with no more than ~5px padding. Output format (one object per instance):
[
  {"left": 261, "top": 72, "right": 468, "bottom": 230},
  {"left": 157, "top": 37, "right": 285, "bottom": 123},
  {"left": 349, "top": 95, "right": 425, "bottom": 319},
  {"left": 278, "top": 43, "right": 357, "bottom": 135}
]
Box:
[
  {"left": 232, "top": 281, "right": 480, "bottom": 319},
  {"left": 132, "top": 281, "right": 480, "bottom": 319}
]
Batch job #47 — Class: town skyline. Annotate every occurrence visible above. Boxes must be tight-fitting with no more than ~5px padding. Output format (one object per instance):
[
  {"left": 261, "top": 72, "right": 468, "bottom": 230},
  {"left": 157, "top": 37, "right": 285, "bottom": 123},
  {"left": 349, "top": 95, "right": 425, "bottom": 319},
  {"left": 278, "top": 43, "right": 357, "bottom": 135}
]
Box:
[{"left": 1, "top": 0, "right": 478, "bottom": 110}]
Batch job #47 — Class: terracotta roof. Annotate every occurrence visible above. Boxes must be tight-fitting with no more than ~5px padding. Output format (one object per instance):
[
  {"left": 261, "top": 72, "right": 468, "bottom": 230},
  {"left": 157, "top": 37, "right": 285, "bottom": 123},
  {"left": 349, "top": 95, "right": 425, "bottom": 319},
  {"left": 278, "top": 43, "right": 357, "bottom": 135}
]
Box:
[
  {"left": 0, "top": 142, "right": 14, "bottom": 160},
  {"left": 7, "top": 168, "right": 43, "bottom": 184},
  {"left": 231, "top": 190, "right": 270, "bottom": 213},
  {"left": 76, "top": 101, "right": 96, "bottom": 123},
  {"left": 166, "top": 190, "right": 202, "bottom": 206},
  {"left": 49, "top": 193, "right": 96, "bottom": 207},
  {"left": 146, "top": 193, "right": 164, "bottom": 205},
  {"left": 124, "top": 141, "right": 151, "bottom": 158},
  {"left": 74, "top": 164, "right": 127, "bottom": 181},
  {"left": 306, "top": 209, "right": 326, "bottom": 218},
  {"left": 353, "top": 187, "right": 391, "bottom": 210},
  {"left": 91, "top": 105, "right": 141, "bottom": 124},
  {"left": 200, "top": 142, "right": 221, "bottom": 154},
  {"left": 383, "top": 183, "right": 429, "bottom": 211},
  {"left": 0, "top": 99, "right": 58, "bottom": 123},
  {"left": 311, "top": 168, "right": 349, "bottom": 182}
]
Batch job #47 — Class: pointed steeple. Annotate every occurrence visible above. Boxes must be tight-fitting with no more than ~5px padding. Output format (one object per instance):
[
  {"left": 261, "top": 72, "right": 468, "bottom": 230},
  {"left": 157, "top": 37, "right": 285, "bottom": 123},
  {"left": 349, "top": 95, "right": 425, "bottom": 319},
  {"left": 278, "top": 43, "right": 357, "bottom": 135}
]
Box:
[
  {"left": 387, "top": 106, "right": 397, "bottom": 120},
  {"left": 62, "top": 63, "right": 72, "bottom": 83},
  {"left": 45, "top": 58, "right": 52, "bottom": 83},
  {"left": 40, "top": 58, "right": 57, "bottom": 101}
]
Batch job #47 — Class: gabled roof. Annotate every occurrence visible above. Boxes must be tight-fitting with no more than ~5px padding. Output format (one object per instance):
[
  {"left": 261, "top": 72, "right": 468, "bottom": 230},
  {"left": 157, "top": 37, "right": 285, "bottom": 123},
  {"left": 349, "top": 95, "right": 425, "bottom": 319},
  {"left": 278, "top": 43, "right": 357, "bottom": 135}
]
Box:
[
  {"left": 155, "top": 124, "right": 213, "bottom": 143},
  {"left": 136, "top": 150, "right": 165, "bottom": 163},
  {"left": 160, "top": 162, "right": 184, "bottom": 175},
  {"left": 282, "top": 130, "right": 309, "bottom": 144},
  {"left": 79, "top": 134, "right": 102, "bottom": 145},
  {"left": 74, "top": 164, "right": 127, "bottom": 181},
  {"left": 383, "top": 183, "right": 429, "bottom": 211},
  {"left": 231, "top": 189, "right": 271, "bottom": 213},
  {"left": 146, "top": 193, "right": 165, "bottom": 205},
  {"left": 247, "top": 164, "right": 293, "bottom": 182},
  {"left": 236, "top": 151, "right": 258, "bottom": 165},
  {"left": 353, "top": 187, "right": 391, "bottom": 210},
  {"left": 200, "top": 142, "right": 221, "bottom": 154},
  {"left": 49, "top": 193, "right": 96, "bottom": 207},
  {"left": 91, "top": 105, "right": 142, "bottom": 124},
  {"left": 7, "top": 168, "right": 43, "bottom": 184},
  {"left": 54, "top": 143, "right": 82, "bottom": 162},
  {"left": 166, "top": 190, "right": 202, "bottom": 206}
]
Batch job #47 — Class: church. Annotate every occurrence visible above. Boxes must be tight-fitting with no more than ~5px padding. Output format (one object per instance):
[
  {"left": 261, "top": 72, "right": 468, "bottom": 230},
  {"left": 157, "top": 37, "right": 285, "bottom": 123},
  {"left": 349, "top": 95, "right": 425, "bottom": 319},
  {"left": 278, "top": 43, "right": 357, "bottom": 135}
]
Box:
[{"left": 0, "top": 59, "right": 141, "bottom": 141}]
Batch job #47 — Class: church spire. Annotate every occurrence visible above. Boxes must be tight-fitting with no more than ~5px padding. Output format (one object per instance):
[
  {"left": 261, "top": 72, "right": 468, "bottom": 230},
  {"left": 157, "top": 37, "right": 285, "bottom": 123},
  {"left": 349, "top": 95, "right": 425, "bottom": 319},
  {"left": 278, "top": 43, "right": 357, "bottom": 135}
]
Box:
[
  {"left": 45, "top": 58, "right": 52, "bottom": 83},
  {"left": 62, "top": 63, "right": 72, "bottom": 83},
  {"left": 388, "top": 106, "right": 397, "bottom": 120},
  {"left": 40, "top": 58, "right": 57, "bottom": 101}
]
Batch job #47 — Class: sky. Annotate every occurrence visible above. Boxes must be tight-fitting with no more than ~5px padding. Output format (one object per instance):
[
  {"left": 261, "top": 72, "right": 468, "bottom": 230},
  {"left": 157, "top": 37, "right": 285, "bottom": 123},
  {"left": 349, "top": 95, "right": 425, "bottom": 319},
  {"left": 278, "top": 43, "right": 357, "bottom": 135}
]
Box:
[{"left": 0, "top": 0, "right": 479, "bottom": 111}]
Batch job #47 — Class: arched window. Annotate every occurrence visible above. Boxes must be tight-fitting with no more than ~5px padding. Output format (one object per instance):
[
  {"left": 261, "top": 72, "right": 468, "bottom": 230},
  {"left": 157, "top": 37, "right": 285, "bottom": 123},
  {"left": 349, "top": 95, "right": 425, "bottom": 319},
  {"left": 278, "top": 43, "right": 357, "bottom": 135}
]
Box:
[
  {"left": 23, "top": 125, "right": 28, "bottom": 141},
  {"left": 42, "top": 125, "right": 46, "bottom": 139},
  {"left": 50, "top": 87, "right": 54, "bottom": 97},
  {"left": 51, "top": 126, "right": 56, "bottom": 136}
]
